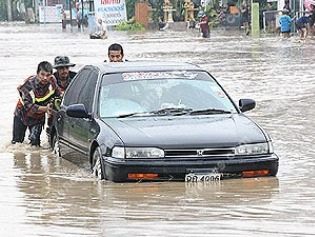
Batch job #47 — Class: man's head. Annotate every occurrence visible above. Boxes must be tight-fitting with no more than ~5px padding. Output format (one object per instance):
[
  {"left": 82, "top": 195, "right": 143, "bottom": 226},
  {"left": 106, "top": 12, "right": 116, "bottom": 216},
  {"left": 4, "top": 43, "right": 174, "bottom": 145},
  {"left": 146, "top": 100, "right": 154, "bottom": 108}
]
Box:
[
  {"left": 37, "top": 61, "right": 53, "bottom": 86},
  {"left": 53, "top": 56, "right": 75, "bottom": 80},
  {"left": 108, "top": 43, "right": 124, "bottom": 62},
  {"left": 198, "top": 10, "right": 204, "bottom": 18}
]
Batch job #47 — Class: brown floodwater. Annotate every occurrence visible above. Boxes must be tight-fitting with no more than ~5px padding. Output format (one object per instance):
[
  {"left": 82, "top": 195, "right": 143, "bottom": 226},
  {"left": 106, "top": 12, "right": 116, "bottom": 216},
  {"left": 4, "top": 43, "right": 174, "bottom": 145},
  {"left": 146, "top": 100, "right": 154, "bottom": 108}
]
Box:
[{"left": 0, "top": 22, "right": 314, "bottom": 236}]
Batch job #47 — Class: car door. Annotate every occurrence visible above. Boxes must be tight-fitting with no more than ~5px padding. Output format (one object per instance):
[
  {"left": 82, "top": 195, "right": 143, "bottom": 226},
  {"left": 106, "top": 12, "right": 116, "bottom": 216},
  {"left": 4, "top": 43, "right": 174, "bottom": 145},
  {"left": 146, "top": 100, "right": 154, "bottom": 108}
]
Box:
[
  {"left": 70, "top": 69, "right": 99, "bottom": 160},
  {"left": 59, "top": 67, "right": 94, "bottom": 161}
]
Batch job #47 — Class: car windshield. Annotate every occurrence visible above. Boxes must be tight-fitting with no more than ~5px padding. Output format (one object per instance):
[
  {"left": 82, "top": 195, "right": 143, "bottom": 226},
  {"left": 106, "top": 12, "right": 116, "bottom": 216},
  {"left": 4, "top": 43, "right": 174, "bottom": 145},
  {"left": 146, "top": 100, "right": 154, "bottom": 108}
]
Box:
[{"left": 99, "top": 71, "right": 238, "bottom": 118}]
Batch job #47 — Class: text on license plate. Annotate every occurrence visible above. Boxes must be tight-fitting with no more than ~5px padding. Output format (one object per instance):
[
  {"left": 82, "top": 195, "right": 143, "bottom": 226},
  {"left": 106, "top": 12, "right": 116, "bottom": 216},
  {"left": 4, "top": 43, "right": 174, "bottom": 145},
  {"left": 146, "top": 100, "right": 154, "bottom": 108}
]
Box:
[{"left": 185, "top": 173, "right": 222, "bottom": 182}]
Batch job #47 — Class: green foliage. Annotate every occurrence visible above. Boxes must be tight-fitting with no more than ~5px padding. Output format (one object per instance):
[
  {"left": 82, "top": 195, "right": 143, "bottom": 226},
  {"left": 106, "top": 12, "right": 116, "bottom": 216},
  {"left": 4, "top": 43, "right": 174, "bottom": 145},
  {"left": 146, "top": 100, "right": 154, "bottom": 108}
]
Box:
[
  {"left": 229, "top": 0, "right": 239, "bottom": 4},
  {"left": 149, "top": 0, "right": 164, "bottom": 22},
  {"left": 0, "top": 0, "right": 8, "bottom": 21},
  {"left": 205, "top": 5, "right": 217, "bottom": 18},
  {"left": 203, "top": 5, "right": 219, "bottom": 28},
  {"left": 125, "top": 0, "right": 138, "bottom": 20},
  {"left": 0, "top": 0, "right": 34, "bottom": 21},
  {"left": 115, "top": 17, "right": 145, "bottom": 31}
]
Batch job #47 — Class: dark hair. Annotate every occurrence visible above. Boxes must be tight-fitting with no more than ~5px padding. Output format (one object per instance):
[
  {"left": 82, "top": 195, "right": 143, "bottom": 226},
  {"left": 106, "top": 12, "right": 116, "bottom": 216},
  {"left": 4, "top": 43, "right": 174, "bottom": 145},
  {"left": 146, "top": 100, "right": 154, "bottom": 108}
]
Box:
[
  {"left": 108, "top": 43, "right": 124, "bottom": 55},
  {"left": 37, "top": 61, "right": 53, "bottom": 74}
]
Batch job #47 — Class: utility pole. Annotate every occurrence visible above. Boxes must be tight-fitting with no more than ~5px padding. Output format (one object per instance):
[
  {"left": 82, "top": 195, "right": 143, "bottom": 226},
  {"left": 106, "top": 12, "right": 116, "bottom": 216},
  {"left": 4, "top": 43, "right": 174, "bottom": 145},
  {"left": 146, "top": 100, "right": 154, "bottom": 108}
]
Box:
[
  {"left": 6, "top": 0, "right": 13, "bottom": 21},
  {"left": 81, "top": 0, "right": 84, "bottom": 32},
  {"left": 43, "top": 0, "right": 46, "bottom": 25},
  {"left": 251, "top": 0, "right": 260, "bottom": 37},
  {"left": 34, "top": 0, "right": 39, "bottom": 23},
  {"left": 69, "top": 0, "right": 73, "bottom": 32}
]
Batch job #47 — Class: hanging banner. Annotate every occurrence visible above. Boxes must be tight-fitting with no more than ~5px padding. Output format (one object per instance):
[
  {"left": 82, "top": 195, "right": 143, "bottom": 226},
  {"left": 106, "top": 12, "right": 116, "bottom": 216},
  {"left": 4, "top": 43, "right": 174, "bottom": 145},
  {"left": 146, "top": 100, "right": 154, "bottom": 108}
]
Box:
[{"left": 94, "top": 0, "right": 127, "bottom": 26}]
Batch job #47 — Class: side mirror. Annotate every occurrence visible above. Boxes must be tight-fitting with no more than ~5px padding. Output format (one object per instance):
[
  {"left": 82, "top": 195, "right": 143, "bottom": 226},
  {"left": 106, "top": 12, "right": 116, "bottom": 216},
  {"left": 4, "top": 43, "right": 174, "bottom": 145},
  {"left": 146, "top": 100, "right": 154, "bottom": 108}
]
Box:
[
  {"left": 66, "top": 104, "right": 90, "bottom": 118},
  {"left": 239, "top": 99, "right": 256, "bottom": 112}
]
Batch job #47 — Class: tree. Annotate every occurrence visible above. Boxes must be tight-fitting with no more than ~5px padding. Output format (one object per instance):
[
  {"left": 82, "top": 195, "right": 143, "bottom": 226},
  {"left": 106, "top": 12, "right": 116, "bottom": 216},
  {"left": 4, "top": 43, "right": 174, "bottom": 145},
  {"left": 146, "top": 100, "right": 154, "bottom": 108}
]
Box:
[
  {"left": 0, "top": 0, "right": 34, "bottom": 21},
  {"left": 149, "top": 0, "right": 167, "bottom": 22},
  {"left": 0, "top": 0, "right": 8, "bottom": 21},
  {"left": 126, "top": 0, "right": 139, "bottom": 20}
]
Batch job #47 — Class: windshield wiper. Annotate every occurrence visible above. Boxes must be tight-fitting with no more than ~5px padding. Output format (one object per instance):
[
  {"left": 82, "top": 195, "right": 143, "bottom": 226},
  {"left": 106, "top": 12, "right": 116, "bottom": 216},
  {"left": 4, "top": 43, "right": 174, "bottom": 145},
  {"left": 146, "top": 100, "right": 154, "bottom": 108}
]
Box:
[
  {"left": 116, "top": 112, "right": 153, "bottom": 118},
  {"left": 117, "top": 108, "right": 192, "bottom": 118},
  {"left": 150, "top": 107, "right": 193, "bottom": 116},
  {"left": 117, "top": 108, "right": 231, "bottom": 118},
  {"left": 189, "top": 108, "right": 232, "bottom": 115}
]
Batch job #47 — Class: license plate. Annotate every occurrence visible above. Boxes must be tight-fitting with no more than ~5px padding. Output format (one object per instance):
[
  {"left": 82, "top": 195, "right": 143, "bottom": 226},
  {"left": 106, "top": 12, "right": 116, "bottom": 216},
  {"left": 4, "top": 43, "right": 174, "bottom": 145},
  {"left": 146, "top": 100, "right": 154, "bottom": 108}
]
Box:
[{"left": 185, "top": 173, "right": 222, "bottom": 182}]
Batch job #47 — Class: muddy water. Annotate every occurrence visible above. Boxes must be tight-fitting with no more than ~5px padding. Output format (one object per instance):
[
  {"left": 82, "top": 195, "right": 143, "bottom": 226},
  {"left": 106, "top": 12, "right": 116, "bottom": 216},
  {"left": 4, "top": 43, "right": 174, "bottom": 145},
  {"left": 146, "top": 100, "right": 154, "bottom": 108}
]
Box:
[{"left": 0, "top": 23, "right": 314, "bottom": 236}]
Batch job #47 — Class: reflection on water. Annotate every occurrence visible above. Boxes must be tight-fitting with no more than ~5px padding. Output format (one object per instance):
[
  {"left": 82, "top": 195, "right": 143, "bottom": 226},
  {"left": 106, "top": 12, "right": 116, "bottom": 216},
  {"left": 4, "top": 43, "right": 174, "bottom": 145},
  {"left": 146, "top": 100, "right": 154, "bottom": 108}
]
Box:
[
  {"left": 1, "top": 24, "right": 315, "bottom": 236},
  {"left": 8, "top": 151, "right": 281, "bottom": 236}
]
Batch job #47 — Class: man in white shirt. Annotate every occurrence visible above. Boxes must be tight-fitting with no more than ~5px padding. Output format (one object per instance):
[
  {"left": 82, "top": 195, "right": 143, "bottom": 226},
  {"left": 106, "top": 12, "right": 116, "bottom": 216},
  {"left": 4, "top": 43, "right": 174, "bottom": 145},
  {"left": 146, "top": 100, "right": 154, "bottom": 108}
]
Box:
[{"left": 90, "top": 18, "right": 107, "bottom": 39}]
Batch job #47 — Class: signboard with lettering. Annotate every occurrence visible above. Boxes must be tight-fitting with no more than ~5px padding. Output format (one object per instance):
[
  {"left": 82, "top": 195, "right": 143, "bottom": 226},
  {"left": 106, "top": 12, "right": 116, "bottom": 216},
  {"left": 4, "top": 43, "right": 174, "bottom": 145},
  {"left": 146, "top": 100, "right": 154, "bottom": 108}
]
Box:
[
  {"left": 39, "top": 5, "right": 62, "bottom": 23},
  {"left": 94, "top": 0, "right": 127, "bottom": 26}
]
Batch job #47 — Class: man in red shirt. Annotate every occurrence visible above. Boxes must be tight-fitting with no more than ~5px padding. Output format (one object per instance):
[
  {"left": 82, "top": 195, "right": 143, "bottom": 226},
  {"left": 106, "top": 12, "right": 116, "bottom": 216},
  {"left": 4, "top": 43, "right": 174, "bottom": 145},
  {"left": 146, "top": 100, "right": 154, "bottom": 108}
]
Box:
[{"left": 198, "top": 13, "right": 210, "bottom": 38}]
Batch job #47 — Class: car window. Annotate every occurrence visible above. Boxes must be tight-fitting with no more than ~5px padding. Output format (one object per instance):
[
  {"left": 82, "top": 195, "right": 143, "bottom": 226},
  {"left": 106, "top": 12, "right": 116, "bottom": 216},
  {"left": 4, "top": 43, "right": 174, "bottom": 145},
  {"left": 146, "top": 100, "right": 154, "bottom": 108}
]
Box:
[
  {"left": 77, "top": 70, "right": 99, "bottom": 113},
  {"left": 100, "top": 81, "right": 146, "bottom": 117},
  {"left": 63, "top": 68, "right": 92, "bottom": 106},
  {"left": 99, "top": 71, "right": 237, "bottom": 118}
]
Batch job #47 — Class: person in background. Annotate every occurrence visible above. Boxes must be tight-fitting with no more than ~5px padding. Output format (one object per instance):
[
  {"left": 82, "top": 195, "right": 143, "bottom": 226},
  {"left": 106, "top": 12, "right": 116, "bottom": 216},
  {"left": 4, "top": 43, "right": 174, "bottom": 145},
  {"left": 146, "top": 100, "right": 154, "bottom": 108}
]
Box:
[
  {"left": 76, "top": 7, "right": 81, "bottom": 30},
  {"left": 265, "top": 2, "right": 276, "bottom": 33},
  {"left": 283, "top": 0, "right": 292, "bottom": 14},
  {"left": 241, "top": 0, "right": 250, "bottom": 35},
  {"left": 82, "top": 14, "right": 89, "bottom": 27},
  {"left": 217, "top": 6, "right": 226, "bottom": 26},
  {"left": 279, "top": 8, "right": 296, "bottom": 38},
  {"left": 295, "top": 15, "right": 310, "bottom": 39},
  {"left": 61, "top": 9, "right": 67, "bottom": 30},
  {"left": 158, "top": 16, "right": 168, "bottom": 30},
  {"left": 12, "top": 61, "right": 60, "bottom": 146},
  {"left": 90, "top": 18, "right": 107, "bottom": 39},
  {"left": 197, "top": 12, "right": 210, "bottom": 38},
  {"left": 106, "top": 43, "right": 124, "bottom": 62},
  {"left": 308, "top": 8, "right": 315, "bottom": 37}
]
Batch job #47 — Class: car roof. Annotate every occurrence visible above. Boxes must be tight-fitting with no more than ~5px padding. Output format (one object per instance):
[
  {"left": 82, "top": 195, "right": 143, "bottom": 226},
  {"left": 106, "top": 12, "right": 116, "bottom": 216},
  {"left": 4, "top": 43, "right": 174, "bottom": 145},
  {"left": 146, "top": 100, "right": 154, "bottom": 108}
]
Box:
[{"left": 89, "top": 60, "right": 204, "bottom": 74}]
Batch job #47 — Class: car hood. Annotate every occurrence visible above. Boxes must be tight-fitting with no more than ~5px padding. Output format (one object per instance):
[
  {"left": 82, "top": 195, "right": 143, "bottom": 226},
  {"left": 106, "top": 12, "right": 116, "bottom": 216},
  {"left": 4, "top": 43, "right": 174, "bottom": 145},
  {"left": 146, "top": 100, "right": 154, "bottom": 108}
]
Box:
[{"left": 103, "top": 115, "right": 267, "bottom": 148}]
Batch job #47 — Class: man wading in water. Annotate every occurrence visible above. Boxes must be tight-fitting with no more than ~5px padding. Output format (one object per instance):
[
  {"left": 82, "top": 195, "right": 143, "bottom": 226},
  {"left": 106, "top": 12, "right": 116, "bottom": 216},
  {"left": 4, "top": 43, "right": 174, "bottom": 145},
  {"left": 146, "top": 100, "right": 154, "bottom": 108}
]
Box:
[{"left": 12, "top": 61, "right": 60, "bottom": 146}]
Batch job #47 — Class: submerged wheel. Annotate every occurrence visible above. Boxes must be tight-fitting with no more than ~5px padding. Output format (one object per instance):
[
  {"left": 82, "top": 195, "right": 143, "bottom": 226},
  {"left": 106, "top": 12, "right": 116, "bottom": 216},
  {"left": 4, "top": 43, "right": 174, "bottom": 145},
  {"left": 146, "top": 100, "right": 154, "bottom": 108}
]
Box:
[
  {"left": 52, "top": 133, "right": 61, "bottom": 157},
  {"left": 92, "top": 147, "right": 104, "bottom": 180}
]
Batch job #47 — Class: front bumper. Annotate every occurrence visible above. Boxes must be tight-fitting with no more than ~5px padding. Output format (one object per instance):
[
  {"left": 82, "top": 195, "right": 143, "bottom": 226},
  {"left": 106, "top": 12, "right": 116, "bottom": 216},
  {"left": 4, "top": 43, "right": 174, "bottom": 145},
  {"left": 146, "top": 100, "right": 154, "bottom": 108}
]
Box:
[{"left": 102, "top": 154, "right": 279, "bottom": 182}]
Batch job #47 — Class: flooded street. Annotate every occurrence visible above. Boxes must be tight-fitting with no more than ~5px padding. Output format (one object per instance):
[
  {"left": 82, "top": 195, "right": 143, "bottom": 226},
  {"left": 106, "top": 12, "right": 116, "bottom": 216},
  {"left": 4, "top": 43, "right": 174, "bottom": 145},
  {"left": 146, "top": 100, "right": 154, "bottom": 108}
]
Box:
[{"left": 1, "top": 22, "right": 315, "bottom": 236}]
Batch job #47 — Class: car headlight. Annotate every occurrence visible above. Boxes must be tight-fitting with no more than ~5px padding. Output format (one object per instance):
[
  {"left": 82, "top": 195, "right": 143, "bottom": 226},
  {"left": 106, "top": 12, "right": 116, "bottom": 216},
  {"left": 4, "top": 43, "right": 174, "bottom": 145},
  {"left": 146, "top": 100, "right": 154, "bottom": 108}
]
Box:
[
  {"left": 112, "top": 147, "right": 125, "bottom": 158},
  {"left": 112, "top": 147, "right": 165, "bottom": 159},
  {"left": 235, "top": 142, "right": 271, "bottom": 155}
]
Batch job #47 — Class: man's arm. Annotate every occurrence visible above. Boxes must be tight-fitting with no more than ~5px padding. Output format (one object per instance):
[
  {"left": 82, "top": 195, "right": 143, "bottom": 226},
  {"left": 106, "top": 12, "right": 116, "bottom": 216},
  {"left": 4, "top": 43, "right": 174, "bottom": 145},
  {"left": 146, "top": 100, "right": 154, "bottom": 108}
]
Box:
[{"left": 19, "top": 77, "right": 55, "bottom": 117}]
